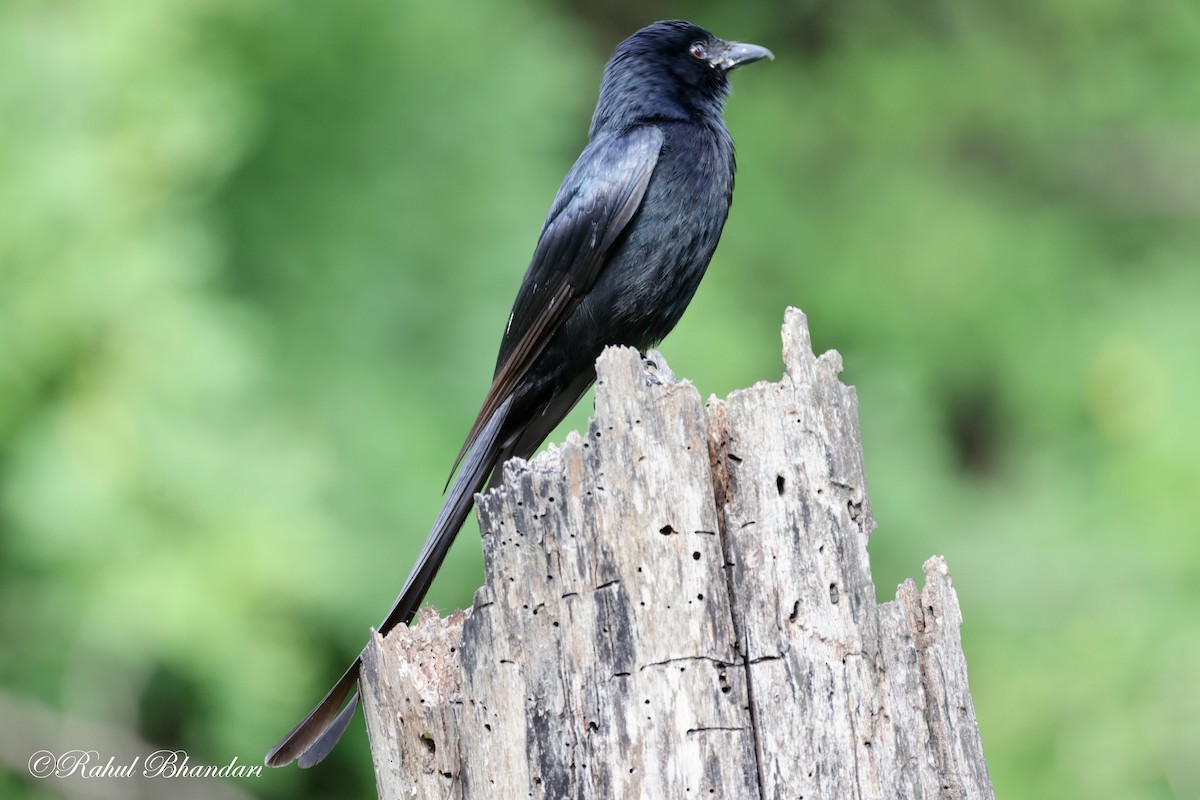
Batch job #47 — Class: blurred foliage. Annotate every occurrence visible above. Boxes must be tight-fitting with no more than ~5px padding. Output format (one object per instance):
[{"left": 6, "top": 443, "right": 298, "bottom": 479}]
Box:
[{"left": 1, "top": 0, "right": 1197, "bottom": 798}]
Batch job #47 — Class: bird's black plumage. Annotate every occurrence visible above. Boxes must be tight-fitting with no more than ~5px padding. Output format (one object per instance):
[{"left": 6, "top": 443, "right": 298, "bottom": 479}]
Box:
[{"left": 265, "top": 19, "right": 771, "bottom": 768}]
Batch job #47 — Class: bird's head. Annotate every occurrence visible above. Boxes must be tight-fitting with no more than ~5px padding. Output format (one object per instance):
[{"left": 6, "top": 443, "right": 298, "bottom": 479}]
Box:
[{"left": 590, "top": 20, "right": 773, "bottom": 135}]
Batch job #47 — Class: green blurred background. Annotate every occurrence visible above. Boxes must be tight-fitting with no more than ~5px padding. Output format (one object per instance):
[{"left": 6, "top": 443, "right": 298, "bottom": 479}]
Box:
[{"left": 2, "top": 0, "right": 1197, "bottom": 797}]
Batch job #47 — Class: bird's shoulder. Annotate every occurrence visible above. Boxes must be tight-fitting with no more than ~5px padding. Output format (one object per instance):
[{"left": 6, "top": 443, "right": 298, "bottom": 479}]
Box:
[{"left": 541, "top": 125, "right": 665, "bottom": 231}]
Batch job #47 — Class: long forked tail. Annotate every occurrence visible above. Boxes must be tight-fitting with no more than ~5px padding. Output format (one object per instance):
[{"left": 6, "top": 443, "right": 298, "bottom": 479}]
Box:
[{"left": 264, "top": 395, "right": 515, "bottom": 768}]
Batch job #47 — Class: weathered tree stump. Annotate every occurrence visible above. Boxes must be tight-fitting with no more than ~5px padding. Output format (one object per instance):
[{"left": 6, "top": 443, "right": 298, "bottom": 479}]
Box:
[{"left": 360, "top": 308, "right": 995, "bottom": 799}]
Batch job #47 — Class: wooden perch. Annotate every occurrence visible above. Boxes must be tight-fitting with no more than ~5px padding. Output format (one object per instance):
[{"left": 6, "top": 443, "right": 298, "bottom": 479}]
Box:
[{"left": 360, "top": 308, "right": 995, "bottom": 799}]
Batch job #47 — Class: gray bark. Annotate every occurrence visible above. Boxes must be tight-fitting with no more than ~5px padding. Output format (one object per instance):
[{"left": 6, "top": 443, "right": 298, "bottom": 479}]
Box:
[{"left": 360, "top": 308, "right": 995, "bottom": 800}]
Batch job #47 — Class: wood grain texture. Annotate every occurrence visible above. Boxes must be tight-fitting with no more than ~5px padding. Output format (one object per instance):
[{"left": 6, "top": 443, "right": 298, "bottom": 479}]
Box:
[{"left": 361, "top": 308, "right": 994, "bottom": 799}]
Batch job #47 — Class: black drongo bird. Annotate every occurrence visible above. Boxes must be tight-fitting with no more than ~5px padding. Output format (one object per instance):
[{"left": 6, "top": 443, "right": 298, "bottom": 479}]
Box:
[{"left": 265, "top": 19, "right": 771, "bottom": 768}]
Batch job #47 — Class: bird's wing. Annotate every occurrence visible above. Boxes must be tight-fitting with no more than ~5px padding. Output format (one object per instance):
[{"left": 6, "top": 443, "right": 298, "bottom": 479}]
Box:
[{"left": 447, "top": 124, "right": 663, "bottom": 480}]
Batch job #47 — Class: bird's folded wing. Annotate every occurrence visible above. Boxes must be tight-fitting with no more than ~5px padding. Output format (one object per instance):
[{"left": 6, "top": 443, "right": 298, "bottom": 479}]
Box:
[{"left": 447, "top": 124, "right": 664, "bottom": 481}]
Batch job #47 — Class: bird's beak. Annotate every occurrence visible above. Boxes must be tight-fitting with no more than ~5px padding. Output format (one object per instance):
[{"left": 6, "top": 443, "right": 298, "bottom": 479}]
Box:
[{"left": 711, "top": 40, "right": 774, "bottom": 70}]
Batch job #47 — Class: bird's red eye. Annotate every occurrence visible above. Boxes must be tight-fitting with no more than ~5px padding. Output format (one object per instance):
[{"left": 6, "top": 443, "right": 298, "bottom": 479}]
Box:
[{"left": 690, "top": 42, "right": 706, "bottom": 59}]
